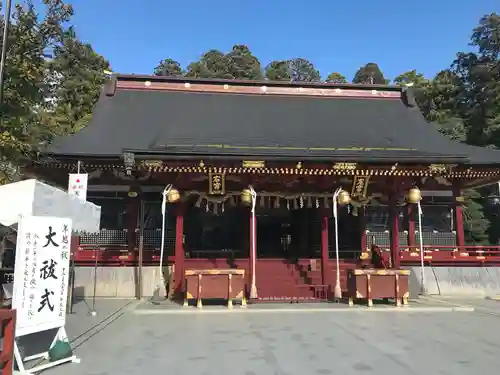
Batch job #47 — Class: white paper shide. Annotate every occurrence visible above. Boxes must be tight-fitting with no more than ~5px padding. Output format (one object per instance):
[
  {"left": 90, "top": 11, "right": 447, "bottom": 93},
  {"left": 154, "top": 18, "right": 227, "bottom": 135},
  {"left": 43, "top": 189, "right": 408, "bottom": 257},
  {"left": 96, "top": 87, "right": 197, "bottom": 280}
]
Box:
[
  {"left": 68, "top": 173, "right": 88, "bottom": 201},
  {"left": 12, "top": 216, "right": 72, "bottom": 336}
]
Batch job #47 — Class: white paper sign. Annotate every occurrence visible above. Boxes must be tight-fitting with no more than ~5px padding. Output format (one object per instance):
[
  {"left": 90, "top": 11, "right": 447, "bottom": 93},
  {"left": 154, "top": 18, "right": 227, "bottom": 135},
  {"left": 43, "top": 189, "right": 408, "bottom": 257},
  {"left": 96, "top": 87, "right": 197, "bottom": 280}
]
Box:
[
  {"left": 12, "top": 216, "right": 72, "bottom": 337},
  {"left": 68, "top": 173, "right": 88, "bottom": 201}
]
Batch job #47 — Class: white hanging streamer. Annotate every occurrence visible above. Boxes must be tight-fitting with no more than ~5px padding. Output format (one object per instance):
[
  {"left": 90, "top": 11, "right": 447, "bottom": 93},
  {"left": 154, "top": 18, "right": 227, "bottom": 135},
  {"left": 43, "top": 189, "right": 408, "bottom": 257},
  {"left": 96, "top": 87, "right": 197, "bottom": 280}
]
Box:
[
  {"left": 332, "top": 187, "right": 342, "bottom": 298},
  {"left": 417, "top": 200, "right": 425, "bottom": 293},
  {"left": 159, "top": 184, "right": 172, "bottom": 286},
  {"left": 249, "top": 185, "right": 258, "bottom": 299}
]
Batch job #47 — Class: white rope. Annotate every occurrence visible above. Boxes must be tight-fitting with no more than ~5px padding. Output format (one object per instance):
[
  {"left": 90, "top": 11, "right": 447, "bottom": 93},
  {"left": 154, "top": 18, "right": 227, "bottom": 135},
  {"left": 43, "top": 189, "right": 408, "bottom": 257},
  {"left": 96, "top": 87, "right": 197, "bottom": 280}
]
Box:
[
  {"left": 159, "top": 184, "right": 172, "bottom": 285},
  {"left": 333, "top": 188, "right": 341, "bottom": 295},
  {"left": 417, "top": 201, "right": 425, "bottom": 293},
  {"left": 249, "top": 185, "right": 258, "bottom": 299}
]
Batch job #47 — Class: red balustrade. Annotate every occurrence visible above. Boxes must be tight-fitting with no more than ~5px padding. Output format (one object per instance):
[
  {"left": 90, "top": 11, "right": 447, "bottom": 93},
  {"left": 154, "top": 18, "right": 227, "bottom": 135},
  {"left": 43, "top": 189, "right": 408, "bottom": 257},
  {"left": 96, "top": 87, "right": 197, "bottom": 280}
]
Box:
[
  {"left": 0, "top": 309, "right": 16, "bottom": 375},
  {"left": 398, "top": 245, "right": 500, "bottom": 265}
]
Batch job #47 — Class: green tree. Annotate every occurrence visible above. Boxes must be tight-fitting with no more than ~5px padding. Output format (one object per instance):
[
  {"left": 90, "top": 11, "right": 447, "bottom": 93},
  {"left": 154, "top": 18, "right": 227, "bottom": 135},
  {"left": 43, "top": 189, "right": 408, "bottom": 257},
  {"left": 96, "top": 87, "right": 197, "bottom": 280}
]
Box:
[
  {"left": 153, "top": 58, "right": 183, "bottom": 76},
  {"left": 226, "top": 44, "right": 263, "bottom": 80},
  {"left": 462, "top": 189, "right": 490, "bottom": 244},
  {"left": 0, "top": 0, "right": 74, "bottom": 184},
  {"left": 352, "top": 63, "right": 386, "bottom": 84},
  {"left": 185, "top": 49, "right": 233, "bottom": 79},
  {"left": 451, "top": 14, "right": 500, "bottom": 146},
  {"left": 48, "top": 27, "right": 110, "bottom": 133},
  {"left": 289, "top": 58, "right": 320, "bottom": 82},
  {"left": 264, "top": 60, "right": 291, "bottom": 81},
  {"left": 325, "top": 72, "right": 347, "bottom": 83}
]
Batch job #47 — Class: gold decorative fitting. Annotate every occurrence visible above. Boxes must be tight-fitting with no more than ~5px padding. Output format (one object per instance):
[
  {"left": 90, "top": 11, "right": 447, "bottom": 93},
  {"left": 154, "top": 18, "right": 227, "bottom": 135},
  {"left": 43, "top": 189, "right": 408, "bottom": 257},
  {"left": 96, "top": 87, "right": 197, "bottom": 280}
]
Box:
[
  {"left": 199, "top": 160, "right": 205, "bottom": 167},
  {"left": 337, "top": 190, "right": 351, "bottom": 206},
  {"left": 428, "top": 164, "right": 447, "bottom": 174},
  {"left": 296, "top": 162, "right": 303, "bottom": 169},
  {"left": 208, "top": 171, "right": 225, "bottom": 195},
  {"left": 333, "top": 162, "right": 357, "bottom": 170},
  {"left": 406, "top": 187, "right": 421, "bottom": 204},
  {"left": 242, "top": 160, "right": 265, "bottom": 168},
  {"left": 141, "top": 160, "right": 163, "bottom": 168},
  {"left": 167, "top": 188, "right": 181, "bottom": 203},
  {"left": 144, "top": 81, "right": 151, "bottom": 87},
  {"left": 456, "top": 196, "right": 465, "bottom": 202},
  {"left": 240, "top": 189, "right": 253, "bottom": 205},
  {"left": 351, "top": 176, "right": 370, "bottom": 198}
]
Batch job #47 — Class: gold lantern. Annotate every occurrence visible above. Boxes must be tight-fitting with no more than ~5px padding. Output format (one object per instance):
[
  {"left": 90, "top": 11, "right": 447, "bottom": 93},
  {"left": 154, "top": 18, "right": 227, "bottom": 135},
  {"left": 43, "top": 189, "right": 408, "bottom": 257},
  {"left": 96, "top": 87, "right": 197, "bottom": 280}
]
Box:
[
  {"left": 240, "top": 189, "right": 253, "bottom": 205},
  {"left": 337, "top": 190, "right": 351, "bottom": 206},
  {"left": 406, "top": 187, "right": 421, "bottom": 204},
  {"left": 166, "top": 188, "right": 181, "bottom": 203}
]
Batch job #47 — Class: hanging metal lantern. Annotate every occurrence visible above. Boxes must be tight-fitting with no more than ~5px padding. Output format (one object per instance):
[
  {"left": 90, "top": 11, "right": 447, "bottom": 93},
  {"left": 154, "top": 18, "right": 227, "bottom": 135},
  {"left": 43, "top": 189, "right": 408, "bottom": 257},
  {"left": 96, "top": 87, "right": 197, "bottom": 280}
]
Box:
[
  {"left": 337, "top": 190, "right": 351, "bottom": 206},
  {"left": 240, "top": 189, "right": 253, "bottom": 205},
  {"left": 167, "top": 188, "right": 181, "bottom": 203},
  {"left": 406, "top": 187, "right": 421, "bottom": 204}
]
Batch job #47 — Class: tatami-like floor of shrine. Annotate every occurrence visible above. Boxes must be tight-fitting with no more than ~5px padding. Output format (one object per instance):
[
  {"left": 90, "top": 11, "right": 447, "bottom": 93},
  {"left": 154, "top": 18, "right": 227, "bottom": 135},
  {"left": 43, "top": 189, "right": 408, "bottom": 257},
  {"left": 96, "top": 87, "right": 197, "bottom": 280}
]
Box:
[{"left": 33, "top": 298, "right": 500, "bottom": 375}]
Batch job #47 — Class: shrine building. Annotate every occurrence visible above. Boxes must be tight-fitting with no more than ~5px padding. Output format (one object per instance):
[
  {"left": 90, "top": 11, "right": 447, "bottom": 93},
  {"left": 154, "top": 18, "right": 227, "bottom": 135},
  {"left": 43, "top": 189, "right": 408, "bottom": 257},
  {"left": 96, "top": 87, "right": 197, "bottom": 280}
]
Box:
[{"left": 33, "top": 74, "right": 500, "bottom": 301}]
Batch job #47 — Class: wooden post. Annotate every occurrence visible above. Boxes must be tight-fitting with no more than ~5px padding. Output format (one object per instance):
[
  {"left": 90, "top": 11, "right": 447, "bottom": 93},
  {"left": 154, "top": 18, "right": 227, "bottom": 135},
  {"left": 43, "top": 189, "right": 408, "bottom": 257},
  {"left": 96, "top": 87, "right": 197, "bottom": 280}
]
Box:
[
  {"left": 453, "top": 185, "right": 465, "bottom": 247},
  {"left": 174, "top": 204, "right": 185, "bottom": 298},
  {"left": 359, "top": 206, "right": 367, "bottom": 252},
  {"left": 389, "top": 190, "right": 400, "bottom": 269},
  {"left": 127, "top": 194, "right": 140, "bottom": 299},
  {"left": 137, "top": 200, "right": 144, "bottom": 299},
  {"left": 126, "top": 196, "right": 139, "bottom": 252},
  {"left": 407, "top": 205, "right": 416, "bottom": 250},
  {"left": 320, "top": 213, "right": 329, "bottom": 286}
]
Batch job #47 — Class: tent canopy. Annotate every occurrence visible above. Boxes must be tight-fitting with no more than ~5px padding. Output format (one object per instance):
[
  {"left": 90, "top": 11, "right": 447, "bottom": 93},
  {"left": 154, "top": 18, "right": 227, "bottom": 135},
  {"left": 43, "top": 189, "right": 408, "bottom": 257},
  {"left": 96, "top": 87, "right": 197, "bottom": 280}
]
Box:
[{"left": 0, "top": 179, "right": 101, "bottom": 233}]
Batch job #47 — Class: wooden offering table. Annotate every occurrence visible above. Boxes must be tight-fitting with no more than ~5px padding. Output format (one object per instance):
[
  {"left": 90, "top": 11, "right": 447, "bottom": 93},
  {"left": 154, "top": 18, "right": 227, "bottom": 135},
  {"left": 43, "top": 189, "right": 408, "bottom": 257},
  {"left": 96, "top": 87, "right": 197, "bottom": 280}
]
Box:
[
  {"left": 346, "top": 269, "right": 410, "bottom": 307},
  {"left": 184, "top": 269, "right": 246, "bottom": 308}
]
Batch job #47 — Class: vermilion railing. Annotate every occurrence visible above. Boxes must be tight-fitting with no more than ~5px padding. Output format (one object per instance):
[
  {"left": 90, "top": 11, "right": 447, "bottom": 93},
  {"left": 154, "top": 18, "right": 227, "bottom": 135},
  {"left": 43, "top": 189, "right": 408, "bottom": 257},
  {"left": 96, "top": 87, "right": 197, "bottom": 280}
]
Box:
[
  {"left": 398, "top": 245, "right": 500, "bottom": 265},
  {"left": 0, "top": 309, "right": 16, "bottom": 375},
  {"left": 72, "top": 242, "right": 500, "bottom": 266}
]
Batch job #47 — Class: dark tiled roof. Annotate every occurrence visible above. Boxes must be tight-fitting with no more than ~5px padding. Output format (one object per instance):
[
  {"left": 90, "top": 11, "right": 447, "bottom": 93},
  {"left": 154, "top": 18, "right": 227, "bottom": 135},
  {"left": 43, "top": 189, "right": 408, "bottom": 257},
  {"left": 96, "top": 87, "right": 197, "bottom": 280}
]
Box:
[{"left": 49, "top": 77, "right": 500, "bottom": 165}]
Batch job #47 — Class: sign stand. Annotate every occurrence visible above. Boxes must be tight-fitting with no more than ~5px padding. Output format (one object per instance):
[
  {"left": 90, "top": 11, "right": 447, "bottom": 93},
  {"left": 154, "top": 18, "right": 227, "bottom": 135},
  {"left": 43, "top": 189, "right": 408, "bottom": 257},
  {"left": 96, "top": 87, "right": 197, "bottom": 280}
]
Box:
[
  {"left": 13, "top": 326, "right": 80, "bottom": 374},
  {"left": 11, "top": 216, "right": 81, "bottom": 375}
]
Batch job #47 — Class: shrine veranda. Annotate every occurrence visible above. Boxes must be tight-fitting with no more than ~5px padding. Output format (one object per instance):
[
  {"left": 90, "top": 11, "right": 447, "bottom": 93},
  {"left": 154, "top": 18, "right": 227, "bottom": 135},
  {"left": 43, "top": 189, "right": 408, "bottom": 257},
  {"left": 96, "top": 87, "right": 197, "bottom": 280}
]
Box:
[{"left": 30, "top": 74, "right": 500, "bottom": 299}]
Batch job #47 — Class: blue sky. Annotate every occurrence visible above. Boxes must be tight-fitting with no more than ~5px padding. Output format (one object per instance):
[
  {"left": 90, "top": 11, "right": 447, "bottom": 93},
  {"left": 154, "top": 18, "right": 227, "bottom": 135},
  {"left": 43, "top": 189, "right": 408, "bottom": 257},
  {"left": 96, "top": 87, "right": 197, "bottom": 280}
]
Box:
[{"left": 67, "top": 0, "right": 497, "bottom": 81}]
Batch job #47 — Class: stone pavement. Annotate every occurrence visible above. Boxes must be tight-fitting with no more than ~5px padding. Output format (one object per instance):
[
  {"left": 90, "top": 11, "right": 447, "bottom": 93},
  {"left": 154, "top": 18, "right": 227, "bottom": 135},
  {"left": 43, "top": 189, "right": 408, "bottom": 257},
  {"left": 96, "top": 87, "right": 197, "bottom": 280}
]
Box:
[{"left": 31, "top": 298, "right": 500, "bottom": 375}]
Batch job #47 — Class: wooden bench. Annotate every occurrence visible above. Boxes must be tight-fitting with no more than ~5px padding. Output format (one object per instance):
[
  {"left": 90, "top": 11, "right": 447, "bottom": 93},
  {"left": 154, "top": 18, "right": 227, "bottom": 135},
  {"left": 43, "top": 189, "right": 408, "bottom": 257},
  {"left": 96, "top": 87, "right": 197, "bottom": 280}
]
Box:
[{"left": 184, "top": 269, "right": 246, "bottom": 308}]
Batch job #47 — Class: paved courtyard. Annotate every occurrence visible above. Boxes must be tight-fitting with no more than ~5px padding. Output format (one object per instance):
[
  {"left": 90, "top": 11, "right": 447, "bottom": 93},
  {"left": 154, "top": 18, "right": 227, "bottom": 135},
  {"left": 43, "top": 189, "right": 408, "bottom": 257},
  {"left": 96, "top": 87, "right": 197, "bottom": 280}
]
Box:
[{"left": 34, "top": 298, "right": 500, "bottom": 375}]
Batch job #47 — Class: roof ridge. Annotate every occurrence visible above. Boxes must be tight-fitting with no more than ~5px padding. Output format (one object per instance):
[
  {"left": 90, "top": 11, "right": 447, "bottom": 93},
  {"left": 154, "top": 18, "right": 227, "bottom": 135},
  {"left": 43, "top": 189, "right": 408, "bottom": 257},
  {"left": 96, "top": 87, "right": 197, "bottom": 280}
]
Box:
[{"left": 111, "top": 73, "right": 402, "bottom": 92}]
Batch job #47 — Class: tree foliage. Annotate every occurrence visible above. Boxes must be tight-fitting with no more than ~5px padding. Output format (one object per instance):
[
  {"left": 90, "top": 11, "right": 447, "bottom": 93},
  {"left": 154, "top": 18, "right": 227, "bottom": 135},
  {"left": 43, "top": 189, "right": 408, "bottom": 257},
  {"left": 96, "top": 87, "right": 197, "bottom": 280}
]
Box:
[
  {"left": 352, "top": 63, "right": 387, "bottom": 84},
  {"left": 153, "top": 58, "right": 183, "bottom": 77},
  {"left": 264, "top": 60, "right": 291, "bottom": 81},
  {"left": 0, "top": 0, "right": 109, "bottom": 184},
  {"left": 0, "top": 0, "right": 73, "bottom": 183},
  {"left": 326, "top": 72, "right": 347, "bottom": 84},
  {"left": 47, "top": 27, "right": 110, "bottom": 133}
]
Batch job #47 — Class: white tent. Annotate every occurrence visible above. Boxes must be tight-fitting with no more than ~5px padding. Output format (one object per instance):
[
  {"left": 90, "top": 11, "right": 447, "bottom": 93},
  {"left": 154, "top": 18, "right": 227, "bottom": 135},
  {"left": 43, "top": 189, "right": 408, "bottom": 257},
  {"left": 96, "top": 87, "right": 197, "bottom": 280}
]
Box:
[{"left": 0, "top": 179, "right": 101, "bottom": 233}]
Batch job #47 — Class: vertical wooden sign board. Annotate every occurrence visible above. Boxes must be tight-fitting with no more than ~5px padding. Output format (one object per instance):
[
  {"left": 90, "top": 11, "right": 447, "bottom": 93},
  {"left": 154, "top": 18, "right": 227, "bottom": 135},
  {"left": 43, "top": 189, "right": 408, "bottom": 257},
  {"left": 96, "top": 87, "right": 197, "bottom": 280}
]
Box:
[{"left": 12, "top": 216, "right": 80, "bottom": 374}]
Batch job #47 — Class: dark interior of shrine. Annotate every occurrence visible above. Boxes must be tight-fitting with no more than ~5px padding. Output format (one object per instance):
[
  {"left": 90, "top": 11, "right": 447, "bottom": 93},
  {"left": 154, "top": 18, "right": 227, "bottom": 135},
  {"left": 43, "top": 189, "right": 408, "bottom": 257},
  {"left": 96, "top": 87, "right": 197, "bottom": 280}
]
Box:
[{"left": 183, "top": 204, "right": 362, "bottom": 259}]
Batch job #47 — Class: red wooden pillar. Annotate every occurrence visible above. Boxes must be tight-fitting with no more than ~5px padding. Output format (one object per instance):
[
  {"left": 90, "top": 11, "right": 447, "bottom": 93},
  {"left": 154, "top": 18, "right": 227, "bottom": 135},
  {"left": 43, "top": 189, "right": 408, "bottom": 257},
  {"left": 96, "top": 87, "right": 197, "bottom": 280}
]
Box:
[
  {"left": 407, "top": 205, "right": 416, "bottom": 250},
  {"left": 389, "top": 191, "right": 400, "bottom": 269},
  {"left": 320, "top": 213, "right": 329, "bottom": 286},
  {"left": 248, "top": 209, "right": 258, "bottom": 298},
  {"left": 453, "top": 185, "right": 465, "bottom": 247},
  {"left": 174, "top": 204, "right": 185, "bottom": 297},
  {"left": 359, "top": 206, "right": 367, "bottom": 252}
]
